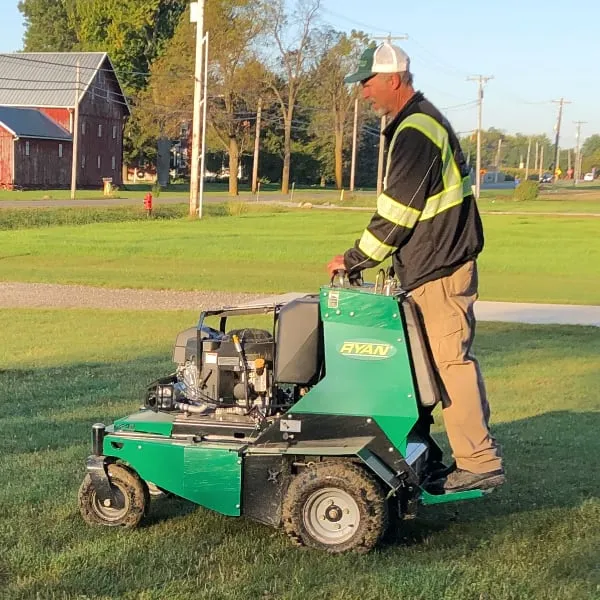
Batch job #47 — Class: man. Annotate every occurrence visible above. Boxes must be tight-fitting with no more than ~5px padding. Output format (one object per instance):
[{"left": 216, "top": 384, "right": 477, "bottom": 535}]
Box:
[{"left": 327, "top": 43, "right": 504, "bottom": 492}]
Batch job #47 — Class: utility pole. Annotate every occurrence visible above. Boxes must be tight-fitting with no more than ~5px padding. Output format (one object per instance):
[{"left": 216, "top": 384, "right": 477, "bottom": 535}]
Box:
[
  {"left": 251, "top": 97, "right": 262, "bottom": 194},
  {"left": 534, "top": 140, "right": 539, "bottom": 172},
  {"left": 70, "top": 61, "right": 80, "bottom": 200},
  {"left": 574, "top": 120, "right": 587, "bottom": 183},
  {"left": 376, "top": 115, "right": 387, "bottom": 196},
  {"left": 539, "top": 145, "right": 544, "bottom": 180},
  {"left": 350, "top": 97, "right": 359, "bottom": 192},
  {"left": 467, "top": 75, "right": 493, "bottom": 199},
  {"left": 198, "top": 31, "right": 209, "bottom": 217},
  {"left": 495, "top": 138, "right": 502, "bottom": 170},
  {"left": 525, "top": 138, "right": 531, "bottom": 180},
  {"left": 551, "top": 98, "right": 570, "bottom": 181},
  {"left": 189, "top": 1, "right": 205, "bottom": 217}
]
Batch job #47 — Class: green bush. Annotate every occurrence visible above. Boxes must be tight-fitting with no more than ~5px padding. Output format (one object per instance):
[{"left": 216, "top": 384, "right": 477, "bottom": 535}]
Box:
[
  {"left": 0, "top": 205, "right": 188, "bottom": 230},
  {"left": 513, "top": 180, "right": 540, "bottom": 202},
  {"left": 0, "top": 202, "right": 290, "bottom": 230}
]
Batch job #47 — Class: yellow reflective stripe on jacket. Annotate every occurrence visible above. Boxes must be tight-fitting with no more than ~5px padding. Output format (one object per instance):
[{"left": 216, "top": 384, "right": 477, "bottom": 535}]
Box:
[
  {"left": 377, "top": 193, "right": 421, "bottom": 228},
  {"left": 392, "top": 113, "right": 468, "bottom": 221},
  {"left": 358, "top": 229, "right": 395, "bottom": 262},
  {"left": 420, "top": 176, "right": 472, "bottom": 221}
]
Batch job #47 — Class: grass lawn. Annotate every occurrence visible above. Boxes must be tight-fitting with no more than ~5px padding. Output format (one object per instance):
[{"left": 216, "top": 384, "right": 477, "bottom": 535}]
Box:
[
  {"left": 0, "top": 210, "right": 598, "bottom": 304},
  {"left": 0, "top": 309, "right": 598, "bottom": 599}
]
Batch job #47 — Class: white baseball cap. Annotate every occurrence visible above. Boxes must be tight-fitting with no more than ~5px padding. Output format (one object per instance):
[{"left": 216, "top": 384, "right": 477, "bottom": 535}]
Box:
[{"left": 344, "top": 42, "right": 411, "bottom": 84}]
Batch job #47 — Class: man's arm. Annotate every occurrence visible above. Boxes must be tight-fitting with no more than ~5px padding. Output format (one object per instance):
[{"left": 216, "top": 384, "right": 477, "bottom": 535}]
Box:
[{"left": 344, "top": 125, "right": 441, "bottom": 274}]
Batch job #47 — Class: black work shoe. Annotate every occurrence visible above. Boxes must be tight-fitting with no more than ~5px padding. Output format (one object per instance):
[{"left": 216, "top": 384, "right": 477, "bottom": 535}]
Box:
[{"left": 443, "top": 468, "right": 505, "bottom": 493}]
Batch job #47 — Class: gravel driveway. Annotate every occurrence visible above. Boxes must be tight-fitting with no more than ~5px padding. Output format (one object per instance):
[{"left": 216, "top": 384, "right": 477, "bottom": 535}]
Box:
[
  {"left": 2, "top": 281, "right": 599, "bottom": 326},
  {"left": 0, "top": 282, "right": 259, "bottom": 311}
]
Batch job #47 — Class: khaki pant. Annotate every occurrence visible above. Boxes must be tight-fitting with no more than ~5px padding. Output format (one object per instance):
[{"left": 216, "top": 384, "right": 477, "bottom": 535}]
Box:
[{"left": 410, "top": 261, "right": 502, "bottom": 473}]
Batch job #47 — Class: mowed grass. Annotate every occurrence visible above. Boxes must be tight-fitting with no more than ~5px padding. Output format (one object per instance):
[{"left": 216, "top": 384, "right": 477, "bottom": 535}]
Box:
[
  {"left": 0, "top": 210, "right": 598, "bottom": 304},
  {"left": 0, "top": 309, "right": 598, "bottom": 599}
]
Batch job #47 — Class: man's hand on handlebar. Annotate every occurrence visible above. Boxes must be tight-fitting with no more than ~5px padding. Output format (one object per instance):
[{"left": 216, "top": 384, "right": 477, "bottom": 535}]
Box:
[
  {"left": 327, "top": 255, "right": 346, "bottom": 279},
  {"left": 327, "top": 255, "right": 363, "bottom": 287}
]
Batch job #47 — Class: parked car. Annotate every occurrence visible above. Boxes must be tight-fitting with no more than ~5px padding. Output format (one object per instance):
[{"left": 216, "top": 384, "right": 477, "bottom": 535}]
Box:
[
  {"left": 540, "top": 172, "right": 553, "bottom": 183},
  {"left": 583, "top": 172, "right": 594, "bottom": 182}
]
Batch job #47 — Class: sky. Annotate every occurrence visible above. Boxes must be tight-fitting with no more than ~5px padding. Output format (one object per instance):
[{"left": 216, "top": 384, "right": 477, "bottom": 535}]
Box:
[{"left": 1, "top": 0, "right": 598, "bottom": 148}]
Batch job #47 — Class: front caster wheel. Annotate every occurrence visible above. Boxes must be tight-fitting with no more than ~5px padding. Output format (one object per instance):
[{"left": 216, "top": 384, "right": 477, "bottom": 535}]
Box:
[
  {"left": 282, "top": 460, "right": 388, "bottom": 554},
  {"left": 78, "top": 464, "right": 148, "bottom": 528}
]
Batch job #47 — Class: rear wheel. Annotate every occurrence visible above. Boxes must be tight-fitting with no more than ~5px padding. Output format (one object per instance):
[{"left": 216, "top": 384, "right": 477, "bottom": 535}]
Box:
[
  {"left": 78, "top": 464, "right": 148, "bottom": 528},
  {"left": 282, "top": 460, "right": 388, "bottom": 553}
]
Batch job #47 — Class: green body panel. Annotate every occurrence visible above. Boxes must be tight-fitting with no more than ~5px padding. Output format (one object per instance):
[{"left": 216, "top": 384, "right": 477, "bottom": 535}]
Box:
[
  {"left": 420, "top": 488, "right": 484, "bottom": 505},
  {"left": 112, "top": 410, "right": 174, "bottom": 436},
  {"left": 103, "top": 435, "right": 242, "bottom": 516},
  {"left": 292, "top": 287, "right": 418, "bottom": 454}
]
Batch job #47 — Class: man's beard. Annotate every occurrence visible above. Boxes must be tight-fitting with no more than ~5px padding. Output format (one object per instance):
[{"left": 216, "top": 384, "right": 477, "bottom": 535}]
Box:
[{"left": 372, "top": 105, "right": 389, "bottom": 118}]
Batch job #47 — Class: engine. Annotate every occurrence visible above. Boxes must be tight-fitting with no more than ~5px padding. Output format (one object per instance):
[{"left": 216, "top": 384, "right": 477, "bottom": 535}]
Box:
[{"left": 145, "top": 296, "right": 323, "bottom": 418}]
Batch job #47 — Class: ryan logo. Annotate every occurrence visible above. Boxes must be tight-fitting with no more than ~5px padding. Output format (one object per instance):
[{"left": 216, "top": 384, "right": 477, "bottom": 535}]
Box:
[{"left": 338, "top": 340, "right": 396, "bottom": 361}]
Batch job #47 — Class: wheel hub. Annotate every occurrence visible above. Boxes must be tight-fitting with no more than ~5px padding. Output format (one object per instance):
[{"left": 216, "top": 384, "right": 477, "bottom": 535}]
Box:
[
  {"left": 92, "top": 486, "right": 128, "bottom": 521},
  {"left": 303, "top": 487, "right": 360, "bottom": 545},
  {"left": 325, "top": 505, "right": 343, "bottom": 522}
]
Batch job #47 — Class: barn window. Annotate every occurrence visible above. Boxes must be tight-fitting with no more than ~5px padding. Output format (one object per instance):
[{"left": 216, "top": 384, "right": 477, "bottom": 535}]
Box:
[
  {"left": 58, "top": 143, "right": 63, "bottom": 158},
  {"left": 97, "top": 155, "right": 101, "bottom": 169},
  {"left": 25, "top": 141, "right": 30, "bottom": 156},
  {"left": 112, "top": 125, "right": 117, "bottom": 139},
  {"left": 111, "top": 156, "right": 116, "bottom": 170},
  {"left": 98, "top": 124, "right": 103, "bottom": 137},
  {"left": 81, "top": 154, "right": 86, "bottom": 169},
  {"left": 82, "top": 121, "right": 86, "bottom": 135}
]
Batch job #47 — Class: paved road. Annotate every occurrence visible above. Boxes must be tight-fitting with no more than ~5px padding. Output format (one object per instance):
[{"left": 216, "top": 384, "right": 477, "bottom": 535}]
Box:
[{"left": 1, "top": 282, "right": 598, "bottom": 326}]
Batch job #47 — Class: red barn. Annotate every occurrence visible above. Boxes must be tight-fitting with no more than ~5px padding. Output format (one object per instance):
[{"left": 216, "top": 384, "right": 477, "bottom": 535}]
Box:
[{"left": 0, "top": 52, "right": 130, "bottom": 189}]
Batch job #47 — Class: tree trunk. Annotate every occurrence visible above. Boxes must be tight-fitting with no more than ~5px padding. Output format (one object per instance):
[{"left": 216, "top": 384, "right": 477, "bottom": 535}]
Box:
[
  {"left": 281, "top": 117, "right": 292, "bottom": 194},
  {"left": 156, "top": 136, "right": 171, "bottom": 187},
  {"left": 334, "top": 126, "right": 344, "bottom": 190},
  {"left": 228, "top": 136, "right": 239, "bottom": 196}
]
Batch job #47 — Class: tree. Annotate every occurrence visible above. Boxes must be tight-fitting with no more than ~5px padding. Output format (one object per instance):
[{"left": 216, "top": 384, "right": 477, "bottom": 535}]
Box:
[
  {"left": 305, "top": 29, "right": 367, "bottom": 189},
  {"left": 581, "top": 134, "right": 600, "bottom": 173},
  {"left": 140, "top": 1, "right": 268, "bottom": 194},
  {"left": 18, "top": 0, "right": 78, "bottom": 51},
  {"left": 203, "top": 0, "right": 267, "bottom": 195},
  {"left": 582, "top": 134, "right": 600, "bottom": 157},
  {"left": 263, "top": 0, "right": 321, "bottom": 194},
  {"left": 66, "top": 0, "right": 187, "bottom": 166},
  {"left": 67, "top": 0, "right": 186, "bottom": 93}
]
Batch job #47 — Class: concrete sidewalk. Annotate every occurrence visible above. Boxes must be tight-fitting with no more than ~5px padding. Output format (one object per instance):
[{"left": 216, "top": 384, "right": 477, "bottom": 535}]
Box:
[{"left": 476, "top": 301, "right": 600, "bottom": 327}]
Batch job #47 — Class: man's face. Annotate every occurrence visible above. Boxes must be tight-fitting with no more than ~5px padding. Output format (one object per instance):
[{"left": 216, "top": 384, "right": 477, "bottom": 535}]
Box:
[{"left": 361, "top": 73, "right": 396, "bottom": 117}]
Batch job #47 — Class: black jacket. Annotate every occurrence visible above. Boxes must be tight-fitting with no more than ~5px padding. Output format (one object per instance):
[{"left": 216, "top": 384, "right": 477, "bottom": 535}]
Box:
[{"left": 344, "top": 92, "right": 484, "bottom": 291}]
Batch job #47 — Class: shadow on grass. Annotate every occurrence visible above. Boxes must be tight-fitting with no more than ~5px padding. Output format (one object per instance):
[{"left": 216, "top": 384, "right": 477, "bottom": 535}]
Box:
[{"left": 1, "top": 323, "right": 598, "bottom": 537}]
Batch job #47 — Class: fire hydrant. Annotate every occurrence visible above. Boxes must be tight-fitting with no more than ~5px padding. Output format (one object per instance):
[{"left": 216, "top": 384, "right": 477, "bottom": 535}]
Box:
[{"left": 143, "top": 192, "right": 153, "bottom": 218}]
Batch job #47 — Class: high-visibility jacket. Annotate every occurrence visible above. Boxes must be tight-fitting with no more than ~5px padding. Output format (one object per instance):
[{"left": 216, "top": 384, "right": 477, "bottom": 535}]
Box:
[{"left": 344, "top": 92, "right": 484, "bottom": 291}]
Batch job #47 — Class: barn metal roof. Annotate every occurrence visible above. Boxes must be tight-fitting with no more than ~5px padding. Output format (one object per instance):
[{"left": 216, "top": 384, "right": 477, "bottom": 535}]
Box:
[
  {"left": 0, "top": 106, "right": 72, "bottom": 141},
  {"left": 0, "top": 52, "right": 129, "bottom": 113}
]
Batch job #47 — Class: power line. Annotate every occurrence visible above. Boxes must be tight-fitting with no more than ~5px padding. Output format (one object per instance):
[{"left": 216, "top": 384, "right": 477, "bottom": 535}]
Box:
[{"left": 320, "top": 6, "right": 394, "bottom": 34}]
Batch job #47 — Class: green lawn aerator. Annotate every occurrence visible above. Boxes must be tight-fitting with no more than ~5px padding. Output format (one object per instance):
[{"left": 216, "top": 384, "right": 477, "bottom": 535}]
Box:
[{"left": 78, "top": 273, "right": 491, "bottom": 553}]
